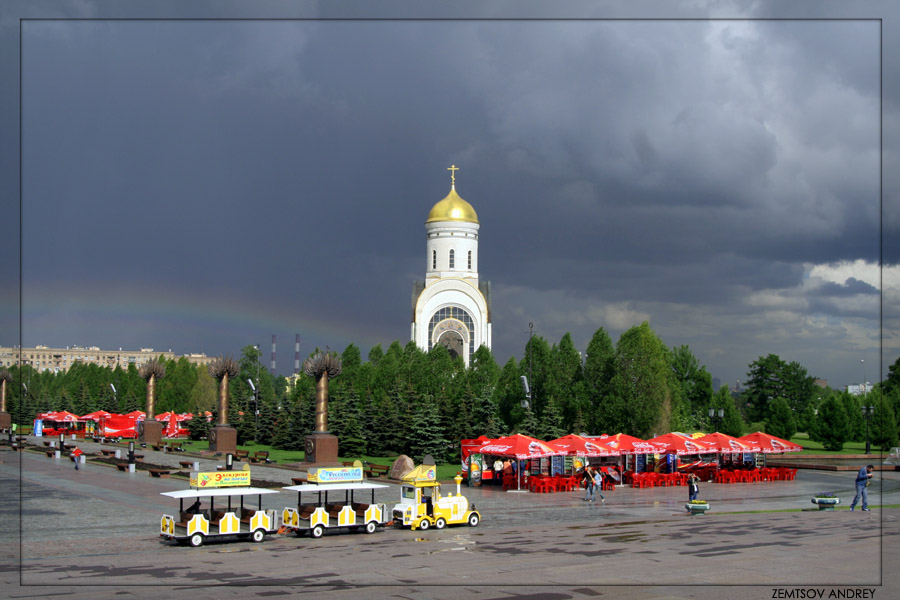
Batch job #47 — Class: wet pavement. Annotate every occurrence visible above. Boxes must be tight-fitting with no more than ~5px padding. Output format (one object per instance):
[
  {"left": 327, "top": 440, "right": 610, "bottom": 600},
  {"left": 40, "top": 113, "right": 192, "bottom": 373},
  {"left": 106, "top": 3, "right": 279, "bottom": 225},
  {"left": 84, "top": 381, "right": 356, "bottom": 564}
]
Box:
[{"left": 2, "top": 441, "right": 898, "bottom": 599}]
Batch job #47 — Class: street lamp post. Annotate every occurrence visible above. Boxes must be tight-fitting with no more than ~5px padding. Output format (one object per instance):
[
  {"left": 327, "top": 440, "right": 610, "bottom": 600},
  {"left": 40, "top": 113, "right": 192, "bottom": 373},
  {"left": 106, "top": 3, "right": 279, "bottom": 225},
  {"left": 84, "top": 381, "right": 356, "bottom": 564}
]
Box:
[
  {"left": 254, "top": 345, "right": 260, "bottom": 441},
  {"left": 708, "top": 407, "right": 724, "bottom": 432},
  {"left": 862, "top": 405, "right": 874, "bottom": 454}
]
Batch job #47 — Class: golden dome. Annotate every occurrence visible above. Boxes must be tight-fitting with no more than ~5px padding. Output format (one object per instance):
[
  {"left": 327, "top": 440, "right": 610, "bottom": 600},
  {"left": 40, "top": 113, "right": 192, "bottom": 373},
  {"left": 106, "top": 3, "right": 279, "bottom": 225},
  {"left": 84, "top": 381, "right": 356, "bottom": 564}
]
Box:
[{"left": 426, "top": 187, "right": 479, "bottom": 224}]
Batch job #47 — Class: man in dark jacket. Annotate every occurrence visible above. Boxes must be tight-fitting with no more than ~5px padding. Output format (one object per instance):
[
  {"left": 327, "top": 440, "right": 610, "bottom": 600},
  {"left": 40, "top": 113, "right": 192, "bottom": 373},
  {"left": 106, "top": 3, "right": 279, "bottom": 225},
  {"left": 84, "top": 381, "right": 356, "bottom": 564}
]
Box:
[{"left": 850, "top": 465, "right": 874, "bottom": 511}]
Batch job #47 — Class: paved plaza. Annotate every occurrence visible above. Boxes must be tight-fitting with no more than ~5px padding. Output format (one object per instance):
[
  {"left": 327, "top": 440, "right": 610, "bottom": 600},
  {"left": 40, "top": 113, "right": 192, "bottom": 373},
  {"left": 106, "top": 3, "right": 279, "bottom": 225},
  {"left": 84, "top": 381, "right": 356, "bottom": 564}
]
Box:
[{"left": 1, "top": 441, "right": 898, "bottom": 600}]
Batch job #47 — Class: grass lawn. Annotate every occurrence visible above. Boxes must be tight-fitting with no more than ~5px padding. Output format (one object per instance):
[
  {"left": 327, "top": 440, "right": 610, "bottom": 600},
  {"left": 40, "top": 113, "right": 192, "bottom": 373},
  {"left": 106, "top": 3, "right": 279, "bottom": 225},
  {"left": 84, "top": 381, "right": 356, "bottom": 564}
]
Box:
[
  {"left": 176, "top": 439, "right": 462, "bottom": 480},
  {"left": 790, "top": 433, "right": 872, "bottom": 454}
]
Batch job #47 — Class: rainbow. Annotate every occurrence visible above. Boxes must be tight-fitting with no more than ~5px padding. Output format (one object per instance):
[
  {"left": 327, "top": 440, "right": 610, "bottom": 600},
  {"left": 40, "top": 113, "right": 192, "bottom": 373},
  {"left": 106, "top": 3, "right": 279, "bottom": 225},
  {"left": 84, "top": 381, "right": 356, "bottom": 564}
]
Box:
[{"left": 16, "top": 279, "right": 390, "bottom": 354}]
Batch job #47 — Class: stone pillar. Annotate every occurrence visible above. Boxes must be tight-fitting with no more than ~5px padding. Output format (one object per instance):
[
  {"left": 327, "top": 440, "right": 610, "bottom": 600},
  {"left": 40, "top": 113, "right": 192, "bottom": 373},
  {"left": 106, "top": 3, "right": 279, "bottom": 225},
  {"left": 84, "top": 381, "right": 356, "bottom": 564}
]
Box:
[
  {"left": 304, "top": 432, "right": 339, "bottom": 465},
  {"left": 0, "top": 379, "right": 10, "bottom": 431},
  {"left": 208, "top": 425, "right": 237, "bottom": 454},
  {"left": 138, "top": 419, "right": 163, "bottom": 445}
]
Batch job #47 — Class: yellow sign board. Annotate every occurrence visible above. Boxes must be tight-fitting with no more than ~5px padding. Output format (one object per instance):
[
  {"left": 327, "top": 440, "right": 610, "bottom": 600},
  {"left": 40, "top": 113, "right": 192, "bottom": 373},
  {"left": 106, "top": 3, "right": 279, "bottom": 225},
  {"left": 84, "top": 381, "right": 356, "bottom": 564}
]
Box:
[
  {"left": 401, "top": 464, "right": 436, "bottom": 484},
  {"left": 191, "top": 468, "right": 251, "bottom": 488}
]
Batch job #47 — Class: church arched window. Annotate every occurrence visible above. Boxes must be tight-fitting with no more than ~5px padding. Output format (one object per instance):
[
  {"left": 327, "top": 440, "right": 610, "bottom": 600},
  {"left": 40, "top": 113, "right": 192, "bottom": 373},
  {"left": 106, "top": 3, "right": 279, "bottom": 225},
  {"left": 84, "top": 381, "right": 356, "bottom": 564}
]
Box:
[
  {"left": 468, "top": 250, "right": 472, "bottom": 270},
  {"left": 449, "top": 249, "right": 455, "bottom": 270},
  {"left": 432, "top": 250, "right": 436, "bottom": 270}
]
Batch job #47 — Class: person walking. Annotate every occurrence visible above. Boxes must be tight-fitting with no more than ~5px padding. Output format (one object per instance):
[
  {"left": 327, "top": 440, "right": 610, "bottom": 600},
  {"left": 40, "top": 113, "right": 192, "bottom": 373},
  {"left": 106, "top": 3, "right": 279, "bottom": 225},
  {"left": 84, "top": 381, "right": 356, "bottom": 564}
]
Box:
[
  {"left": 594, "top": 468, "right": 606, "bottom": 502},
  {"left": 71, "top": 446, "right": 83, "bottom": 470},
  {"left": 583, "top": 467, "right": 595, "bottom": 502},
  {"left": 850, "top": 464, "right": 874, "bottom": 511}
]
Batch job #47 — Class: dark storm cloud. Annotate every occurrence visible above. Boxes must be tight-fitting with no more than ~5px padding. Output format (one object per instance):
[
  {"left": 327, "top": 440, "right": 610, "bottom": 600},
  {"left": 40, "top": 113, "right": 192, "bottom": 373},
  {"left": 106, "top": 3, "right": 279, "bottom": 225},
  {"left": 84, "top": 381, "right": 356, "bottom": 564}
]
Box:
[{"left": 2, "top": 0, "right": 895, "bottom": 390}]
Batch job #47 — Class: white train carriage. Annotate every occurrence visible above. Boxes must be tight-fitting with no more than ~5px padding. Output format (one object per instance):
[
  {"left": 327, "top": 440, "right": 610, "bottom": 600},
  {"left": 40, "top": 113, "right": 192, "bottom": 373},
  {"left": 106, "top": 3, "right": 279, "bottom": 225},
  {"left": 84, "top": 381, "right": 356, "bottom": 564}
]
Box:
[
  {"left": 281, "top": 466, "right": 390, "bottom": 538},
  {"left": 160, "top": 487, "right": 280, "bottom": 547}
]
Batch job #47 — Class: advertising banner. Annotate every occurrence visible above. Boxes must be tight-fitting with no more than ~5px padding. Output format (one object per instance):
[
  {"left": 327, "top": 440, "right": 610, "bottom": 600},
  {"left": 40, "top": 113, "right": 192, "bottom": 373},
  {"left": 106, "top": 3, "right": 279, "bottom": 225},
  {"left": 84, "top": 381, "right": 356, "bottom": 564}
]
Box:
[
  {"left": 551, "top": 455, "right": 564, "bottom": 476},
  {"left": 468, "top": 453, "right": 482, "bottom": 487},
  {"left": 191, "top": 469, "right": 251, "bottom": 488},
  {"left": 308, "top": 467, "right": 363, "bottom": 484}
]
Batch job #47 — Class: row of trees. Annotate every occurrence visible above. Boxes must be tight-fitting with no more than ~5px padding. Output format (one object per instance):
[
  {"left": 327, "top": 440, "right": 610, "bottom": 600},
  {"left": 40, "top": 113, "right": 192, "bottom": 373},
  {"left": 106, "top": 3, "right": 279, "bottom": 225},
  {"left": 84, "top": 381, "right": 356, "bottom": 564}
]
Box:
[
  {"left": 4, "top": 323, "right": 899, "bottom": 460},
  {"left": 742, "top": 353, "right": 900, "bottom": 451}
]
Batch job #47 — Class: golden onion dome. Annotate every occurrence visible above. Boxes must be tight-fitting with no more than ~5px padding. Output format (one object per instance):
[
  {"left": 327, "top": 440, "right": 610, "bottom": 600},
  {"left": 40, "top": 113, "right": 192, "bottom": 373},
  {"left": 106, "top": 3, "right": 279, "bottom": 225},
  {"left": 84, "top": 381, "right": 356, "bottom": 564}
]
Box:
[{"left": 426, "top": 187, "right": 479, "bottom": 224}]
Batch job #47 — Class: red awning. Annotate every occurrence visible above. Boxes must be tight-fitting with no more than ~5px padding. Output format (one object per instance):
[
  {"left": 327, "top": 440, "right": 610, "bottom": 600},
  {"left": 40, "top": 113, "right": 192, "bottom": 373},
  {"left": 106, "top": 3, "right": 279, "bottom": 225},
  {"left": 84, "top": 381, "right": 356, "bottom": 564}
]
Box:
[
  {"left": 738, "top": 431, "right": 803, "bottom": 453},
  {"left": 477, "top": 433, "right": 561, "bottom": 459},
  {"left": 590, "top": 433, "right": 660, "bottom": 454},
  {"left": 546, "top": 434, "right": 619, "bottom": 457},
  {"left": 645, "top": 433, "right": 716, "bottom": 455},
  {"left": 695, "top": 432, "right": 753, "bottom": 453}
]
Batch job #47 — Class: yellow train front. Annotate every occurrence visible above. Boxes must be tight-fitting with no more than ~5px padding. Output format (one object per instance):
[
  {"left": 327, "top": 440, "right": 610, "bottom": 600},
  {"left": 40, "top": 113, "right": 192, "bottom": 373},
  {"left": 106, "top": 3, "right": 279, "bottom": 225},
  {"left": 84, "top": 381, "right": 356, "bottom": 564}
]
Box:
[{"left": 391, "top": 466, "right": 481, "bottom": 531}]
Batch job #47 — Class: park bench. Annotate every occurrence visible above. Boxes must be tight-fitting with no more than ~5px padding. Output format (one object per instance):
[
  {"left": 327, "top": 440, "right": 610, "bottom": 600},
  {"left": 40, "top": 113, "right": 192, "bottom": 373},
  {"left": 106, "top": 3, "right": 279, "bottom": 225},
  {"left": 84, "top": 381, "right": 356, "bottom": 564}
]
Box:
[
  {"left": 44, "top": 449, "right": 57, "bottom": 458},
  {"left": 291, "top": 477, "right": 308, "bottom": 485},
  {"left": 115, "top": 462, "right": 130, "bottom": 471},
  {"left": 166, "top": 442, "right": 184, "bottom": 452},
  {"left": 234, "top": 449, "right": 249, "bottom": 459},
  {"left": 151, "top": 444, "right": 164, "bottom": 451},
  {"left": 42, "top": 441, "right": 52, "bottom": 447},
  {"left": 248, "top": 451, "right": 269, "bottom": 464},
  {"left": 100, "top": 449, "right": 118, "bottom": 457},
  {"left": 364, "top": 464, "right": 389, "bottom": 478},
  {"left": 148, "top": 468, "right": 172, "bottom": 478},
  {"left": 179, "top": 460, "right": 197, "bottom": 470},
  {"left": 342, "top": 461, "right": 356, "bottom": 467}
]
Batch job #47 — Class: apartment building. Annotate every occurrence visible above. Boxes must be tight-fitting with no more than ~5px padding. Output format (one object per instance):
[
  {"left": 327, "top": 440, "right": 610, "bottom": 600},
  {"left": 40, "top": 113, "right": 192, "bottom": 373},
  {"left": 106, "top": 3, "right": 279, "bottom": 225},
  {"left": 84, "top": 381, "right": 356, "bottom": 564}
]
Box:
[{"left": 0, "top": 345, "right": 212, "bottom": 374}]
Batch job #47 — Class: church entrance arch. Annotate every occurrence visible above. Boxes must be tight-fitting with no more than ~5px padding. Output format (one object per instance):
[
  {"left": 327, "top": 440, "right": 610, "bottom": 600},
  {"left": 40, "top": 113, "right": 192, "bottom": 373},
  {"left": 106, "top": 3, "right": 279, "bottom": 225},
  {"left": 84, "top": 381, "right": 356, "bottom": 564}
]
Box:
[
  {"left": 429, "top": 309, "right": 474, "bottom": 362},
  {"left": 437, "top": 330, "right": 465, "bottom": 359}
]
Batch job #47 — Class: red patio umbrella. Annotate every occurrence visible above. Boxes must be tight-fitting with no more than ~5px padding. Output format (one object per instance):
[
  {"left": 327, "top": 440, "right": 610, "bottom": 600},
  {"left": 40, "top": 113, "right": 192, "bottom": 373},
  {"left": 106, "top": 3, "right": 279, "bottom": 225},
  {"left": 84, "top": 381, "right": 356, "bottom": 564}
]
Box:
[
  {"left": 124, "top": 410, "right": 147, "bottom": 420},
  {"left": 478, "top": 433, "right": 559, "bottom": 459},
  {"left": 155, "top": 411, "right": 176, "bottom": 422},
  {"left": 47, "top": 410, "right": 80, "bottom": 423},
  {"left": 79, "top": 410, "right": 113, "bottom": 422},
  {"left": 695, "top": 432, "right": 753, "bottom": 453},
  {"left": 738, "top": 431, "right": 803, "bottom": 453},
  {"left": 477, "top": 434, "right": 561, "bottom": 492},
  {"left": 591, "top": 433, "right": 661, "bottom": 454},
  {"left": 645, "top": 433, "right": 716, "bottom": 455},
  {"left": 546, "top": 434, "right": 619, "bottom": 457}
]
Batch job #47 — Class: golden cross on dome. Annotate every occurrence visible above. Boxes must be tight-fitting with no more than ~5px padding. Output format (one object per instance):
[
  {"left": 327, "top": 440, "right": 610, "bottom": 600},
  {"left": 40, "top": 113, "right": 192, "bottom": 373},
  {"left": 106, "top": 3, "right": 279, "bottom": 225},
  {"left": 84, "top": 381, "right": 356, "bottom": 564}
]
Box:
[{"left": 447, "top": 164, "right": 459, "bottom": 187}]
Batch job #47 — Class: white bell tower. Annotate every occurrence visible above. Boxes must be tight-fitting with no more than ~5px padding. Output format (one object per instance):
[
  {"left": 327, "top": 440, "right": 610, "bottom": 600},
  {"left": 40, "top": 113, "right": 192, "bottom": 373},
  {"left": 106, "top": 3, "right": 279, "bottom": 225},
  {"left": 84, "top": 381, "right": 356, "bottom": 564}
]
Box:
[{"left": 411, "top": 166, "right": 491, "bottom": 364}]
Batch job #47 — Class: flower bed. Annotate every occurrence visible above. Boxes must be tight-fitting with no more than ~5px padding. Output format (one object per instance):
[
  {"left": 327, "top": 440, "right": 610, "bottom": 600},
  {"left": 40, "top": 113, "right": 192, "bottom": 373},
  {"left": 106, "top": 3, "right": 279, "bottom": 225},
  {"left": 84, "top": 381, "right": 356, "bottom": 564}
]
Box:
[{"left": 685, "top": 500, "right": 710, "bottom": 515}]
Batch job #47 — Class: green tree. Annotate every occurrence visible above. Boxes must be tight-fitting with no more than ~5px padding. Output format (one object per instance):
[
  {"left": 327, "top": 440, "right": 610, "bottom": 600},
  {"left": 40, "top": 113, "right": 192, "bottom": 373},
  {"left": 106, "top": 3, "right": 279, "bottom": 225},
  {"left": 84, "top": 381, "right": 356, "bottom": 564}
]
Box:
[
  {"left": 816, "top": 395, "right": 849, "bottom": 451},
  {"left": 882, "top": 356, "right": 900, "bottom": 396},
  {"left": 840, "top": 392, "right": 864, "bottom": 441},
  {"left": 670, "top": 345, "right": 713, "bottom": 428},
  {"left": 715, "top": 387, "right": 745, "bottom": 437},
  {"left": 600, "top": 322, "right": 673, "bottom": 437},
  {"left": 406, "top": 394, "right": 450, "bottom": 463},
  {"left": 744, "top": 354, "right": 816, "bottom": 422},
  {"left": 583, "top": 327, "right": 615, "bottom": 434},
  {"left": 765, "top": 397, "right": 797, "bottom": 441},
  {"left": 519, "top": 334, "right": 551, "bottom": 417},
  {"left": 466, "top": 345, "right": 502, "bottom": 437},
  {"left": 495, "top": 357, "right": 524, "bottom": 431},
  {"left": 188, "top": 367, "right": 217, "bottom": 413},
  {"left": 546, "top": 333, "right": 584, "bottom": 432},
  {"left": 871, "top": 388, "right": 899, "bottom": 451}
]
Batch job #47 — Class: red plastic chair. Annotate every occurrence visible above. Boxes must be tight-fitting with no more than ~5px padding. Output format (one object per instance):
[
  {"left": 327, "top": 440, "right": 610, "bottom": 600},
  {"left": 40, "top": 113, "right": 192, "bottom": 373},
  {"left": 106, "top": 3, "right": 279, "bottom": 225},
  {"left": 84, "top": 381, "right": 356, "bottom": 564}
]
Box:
[{"left": 529, "top": 476, "right": 551, "bottom": 493}]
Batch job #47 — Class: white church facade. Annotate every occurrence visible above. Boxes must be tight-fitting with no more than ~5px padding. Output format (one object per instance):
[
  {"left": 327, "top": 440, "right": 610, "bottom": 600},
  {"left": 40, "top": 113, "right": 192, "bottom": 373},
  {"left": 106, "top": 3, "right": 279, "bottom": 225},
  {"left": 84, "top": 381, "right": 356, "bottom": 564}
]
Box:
[{"left": 411, "top": 166, "right": 492, "bottom": 364}]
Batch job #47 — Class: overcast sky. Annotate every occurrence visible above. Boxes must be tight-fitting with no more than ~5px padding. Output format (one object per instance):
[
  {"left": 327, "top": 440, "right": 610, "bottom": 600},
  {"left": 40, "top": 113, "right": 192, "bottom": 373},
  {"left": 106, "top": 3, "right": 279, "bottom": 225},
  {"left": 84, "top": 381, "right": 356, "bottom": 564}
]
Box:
[{"left": 1, "top": 0, "right": 897, "bottom": 391}]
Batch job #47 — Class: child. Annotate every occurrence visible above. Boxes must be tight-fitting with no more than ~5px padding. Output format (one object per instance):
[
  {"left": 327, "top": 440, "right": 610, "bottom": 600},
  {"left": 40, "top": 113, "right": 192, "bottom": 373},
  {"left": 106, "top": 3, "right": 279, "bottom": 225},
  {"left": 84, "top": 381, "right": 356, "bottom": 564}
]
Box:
[{"left": 594, "top": 468, "right": 606, "bottom": 502}]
